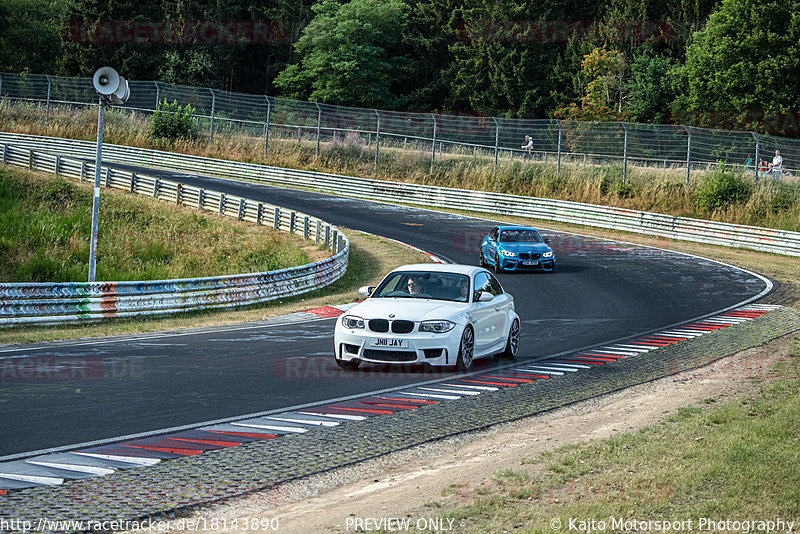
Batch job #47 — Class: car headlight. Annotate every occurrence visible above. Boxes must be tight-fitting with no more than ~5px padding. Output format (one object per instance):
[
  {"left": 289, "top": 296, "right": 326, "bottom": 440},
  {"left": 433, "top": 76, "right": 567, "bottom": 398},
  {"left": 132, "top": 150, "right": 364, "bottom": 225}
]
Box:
[
  {"left": 419, "top": 320, "right": 456, "bottom": 333},
  {"left": 341, "top": 315, "right": 365, "bottom": 329},
  {"left": 542, "top": 251, "right": 554, "bottom": 258},
  {"left": 499, "top": 250, "right": 516, "bottom": 257}
]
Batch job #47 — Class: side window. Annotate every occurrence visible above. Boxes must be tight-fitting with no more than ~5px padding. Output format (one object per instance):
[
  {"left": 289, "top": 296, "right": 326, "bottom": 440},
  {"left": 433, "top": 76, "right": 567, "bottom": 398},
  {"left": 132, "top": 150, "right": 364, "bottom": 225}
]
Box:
[
  {"left": 487, "top": 273, "right": 504, "bottom": 296},
  {"left": 489, "top": 228, "right": 499, "bottom": 241},
  {"left": 474, "top": 272, "right": 492, "bottom": 299}
]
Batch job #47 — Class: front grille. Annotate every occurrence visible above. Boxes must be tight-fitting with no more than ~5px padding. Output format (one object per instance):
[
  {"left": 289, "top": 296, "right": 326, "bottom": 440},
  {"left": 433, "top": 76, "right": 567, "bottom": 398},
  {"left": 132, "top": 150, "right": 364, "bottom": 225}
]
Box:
[
  {"left": 362, "top": 349, "right": 417, "bottom": 362},
  {"left": 391, "top": 320, "right": 414, "bottom": 333},
  {"left": 368, "top": 319, "right": 389, "bottom": 332},
  {"left": 341, "top": 343, "right": 360, "bottom": 355},
  {"left": 519, "top": 253, "right": 530, "bottom": 259}
]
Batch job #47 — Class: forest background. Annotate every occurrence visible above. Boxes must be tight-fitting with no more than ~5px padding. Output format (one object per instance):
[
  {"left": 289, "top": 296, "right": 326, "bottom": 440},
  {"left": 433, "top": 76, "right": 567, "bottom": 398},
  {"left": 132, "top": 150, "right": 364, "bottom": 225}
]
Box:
[{"left": 1, "top": 0, "right": 799, "bottom": 137}]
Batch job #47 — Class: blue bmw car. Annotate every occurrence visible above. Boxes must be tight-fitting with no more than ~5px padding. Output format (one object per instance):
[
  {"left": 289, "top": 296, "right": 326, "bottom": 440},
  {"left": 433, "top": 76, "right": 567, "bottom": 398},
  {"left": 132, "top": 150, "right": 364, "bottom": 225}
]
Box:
[{"left": 479, "top": 226, "right": 556, "bottom": 273}]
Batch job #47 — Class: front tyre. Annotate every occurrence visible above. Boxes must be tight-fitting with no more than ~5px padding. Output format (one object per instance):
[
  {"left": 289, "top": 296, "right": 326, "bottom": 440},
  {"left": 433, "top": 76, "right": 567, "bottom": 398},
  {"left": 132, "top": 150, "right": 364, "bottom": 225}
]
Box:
[
  {"left": 336, "top": 358, "right": 361, "bottom": 370},
  {"left": 494, "top": 252, "right": 504, "bottom": 273},
  {"left": 479, "top": 248, "right": 488, "bottom": 267},
  {"left": 455, "top": 326, "right": 475, "bottom": 371},
  {"left": 497, "top": 318, "right": 520, "bottom": 360}
]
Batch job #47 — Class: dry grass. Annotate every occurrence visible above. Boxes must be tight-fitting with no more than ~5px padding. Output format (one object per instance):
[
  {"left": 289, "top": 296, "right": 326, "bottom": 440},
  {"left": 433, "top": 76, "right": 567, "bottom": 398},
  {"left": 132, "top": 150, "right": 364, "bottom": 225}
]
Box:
[{"left": 2, "top": 102, "right": 798, "bottom": 231}]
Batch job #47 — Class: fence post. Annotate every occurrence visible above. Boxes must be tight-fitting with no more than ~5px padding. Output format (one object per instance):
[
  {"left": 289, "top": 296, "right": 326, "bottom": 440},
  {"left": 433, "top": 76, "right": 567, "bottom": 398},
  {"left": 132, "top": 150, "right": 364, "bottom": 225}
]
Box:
[
  {"left": 219, "top": 192, "right": 225, "bottom": 215},
  {"left": 209, "top": 88, "right": 216, "bottom": 143},
  {"left": 153, "top": 81, "right": 160, "bottom": 111},
  {"left": 130, "top": 172, "right": 137, "bottom": 193},
  {"left": 238, "top": 198, "right": 245, "bottom": 220},
  {"left": 430, "top": 114, "right": 437, "bottom": 173},
  {"left": 153, "top": 178, "right": 160, "bottom": 198},
  {"left": 0, "top": 74, "right": 3, "bottom": 102},
  {"left": 491, "top": 117, "right": 499, "bottom": 176},
  {"left": 80, "top": 161, "right": 85, "bottom": 181},
  {"left": 315, "top": 102, "right": 322, "bottom": 157},
  {"left": 264, "top": 96, "right": 271, "bottom": 155},
  {"left": 683, "top": 126, "right": 691, "bottom": 184},
  {"left": 751, "top": 132, "right": 760, "bottom": 183},
  {"left": 557, "top": 120, "right": 563, "bottom": 175},
  {"left": 304, "top": 216, "right": 310, "bottom": 240},
  {"left": 198, "top": 189, "right": 204, "bottom": 210},
  {"left": 374, "top": 109, "right": 380, "bottom": 174},
  {"left": 257, "top": 202, "right": 263, "bottom": 225},
  {"left": 54, "top": 155, "right": 60, "bottom": 176},
  {"left": 45, "top": 75, "right": 52, "bottom": 124},
  {"left": 274, "top": 207, "right": 280, "bottom": 230},
  {"left": 621, "top": 123, "right": 628, "bottom": 184},
  {"left": 176, "top": 182, "right": 182, "bottom": 204}
]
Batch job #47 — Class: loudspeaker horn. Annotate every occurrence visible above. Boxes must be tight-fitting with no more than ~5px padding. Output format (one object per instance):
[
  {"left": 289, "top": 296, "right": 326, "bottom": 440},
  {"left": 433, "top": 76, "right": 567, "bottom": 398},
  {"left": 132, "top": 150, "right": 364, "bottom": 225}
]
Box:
[
  {"left": 92, "top": 67, "right": 120, "bottom": 96},
  {"left": 109, "top": 76, "right": 130, "bottom": 105}
]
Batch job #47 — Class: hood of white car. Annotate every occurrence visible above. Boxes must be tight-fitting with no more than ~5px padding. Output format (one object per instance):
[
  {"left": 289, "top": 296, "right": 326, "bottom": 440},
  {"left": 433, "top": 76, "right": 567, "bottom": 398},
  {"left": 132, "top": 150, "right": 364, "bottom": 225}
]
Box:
[{"left": 348, "top": 298, "right": 467, "bottom": 322}]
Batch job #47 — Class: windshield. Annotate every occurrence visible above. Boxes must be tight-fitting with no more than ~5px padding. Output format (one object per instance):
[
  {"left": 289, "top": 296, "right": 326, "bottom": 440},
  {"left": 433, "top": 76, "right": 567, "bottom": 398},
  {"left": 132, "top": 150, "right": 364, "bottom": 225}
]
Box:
[
  {"left": 499, "top": 229, "right": 543, "bottom": 243},
  {"left": 372, "top": 272, "right": 470, "bottom": 302}
]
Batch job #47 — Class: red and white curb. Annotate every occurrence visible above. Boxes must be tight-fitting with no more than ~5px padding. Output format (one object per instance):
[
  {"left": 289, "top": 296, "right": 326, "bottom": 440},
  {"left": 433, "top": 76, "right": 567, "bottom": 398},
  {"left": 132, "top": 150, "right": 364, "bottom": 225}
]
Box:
[{"left": 0, "top": 303, "right": 780, "bottom": 494}]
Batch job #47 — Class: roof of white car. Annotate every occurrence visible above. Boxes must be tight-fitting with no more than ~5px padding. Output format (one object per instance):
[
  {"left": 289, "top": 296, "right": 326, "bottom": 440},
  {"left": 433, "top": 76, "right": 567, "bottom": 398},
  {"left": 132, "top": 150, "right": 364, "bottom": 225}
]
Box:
[{"left": 390, "top": 263, "right": 485, "bottom": 275}]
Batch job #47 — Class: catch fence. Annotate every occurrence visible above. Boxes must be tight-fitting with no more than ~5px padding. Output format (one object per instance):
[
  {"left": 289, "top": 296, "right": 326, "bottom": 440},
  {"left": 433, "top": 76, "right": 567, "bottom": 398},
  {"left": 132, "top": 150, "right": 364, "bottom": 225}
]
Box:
[{"left": 1, "top": 72, "right": 798, "bottom": 182}]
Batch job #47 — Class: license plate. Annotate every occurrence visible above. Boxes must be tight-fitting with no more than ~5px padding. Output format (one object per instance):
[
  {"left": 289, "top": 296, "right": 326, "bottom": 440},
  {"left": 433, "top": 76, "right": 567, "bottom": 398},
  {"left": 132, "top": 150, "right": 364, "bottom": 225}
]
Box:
[
  {"left": 371, "top": 338, "right": 406, "bottom": 348},
  {"left": 523, "top": 260, "right": 540, "bottom": 266}
]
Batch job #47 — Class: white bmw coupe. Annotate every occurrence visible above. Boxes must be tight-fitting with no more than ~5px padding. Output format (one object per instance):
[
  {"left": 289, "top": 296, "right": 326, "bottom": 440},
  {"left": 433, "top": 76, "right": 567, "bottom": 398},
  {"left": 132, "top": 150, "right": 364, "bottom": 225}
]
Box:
[{"left": 334, "top": 264, "right": 520, "bottom": 371}]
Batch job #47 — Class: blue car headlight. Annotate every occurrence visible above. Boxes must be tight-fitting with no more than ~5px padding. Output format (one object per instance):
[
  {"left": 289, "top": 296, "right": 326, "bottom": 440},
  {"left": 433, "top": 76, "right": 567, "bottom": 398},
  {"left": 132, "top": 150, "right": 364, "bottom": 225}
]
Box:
[
  {"left": 341, "top": 315, "right": 365, "bottom": 329},
  {"left": 419, "top": 320, "right": 456, "bottom": 333},
  {"left": 542, "top": 251, "right": 554, "bottom": 258},
  {"left": 499, "top": 250, "right": 516, "bottom": 257}
]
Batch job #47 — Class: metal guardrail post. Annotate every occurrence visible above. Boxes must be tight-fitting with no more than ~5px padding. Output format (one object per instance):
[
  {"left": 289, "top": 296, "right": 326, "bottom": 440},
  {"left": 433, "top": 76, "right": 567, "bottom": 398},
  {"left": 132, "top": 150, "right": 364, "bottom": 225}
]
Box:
[
  {"left": 325, "top": 226, "right": 331, "bottom": 248},
  {"left": 374, "top": 109, "right": 380, "bottom": 174},
  {"left": 54, "top": 155, "right": 60, "bottom": 176},
  {"left": 274, "top": 207, "right": 280, "bottom": 229},
  {"left": 264, "top": 96, "right": 271, "bottom": 155},
  {"left": 153, "top": 178, "right": 160, "bottom": 198},
  {"left": 492, "top": 117, "right": 499, "bottom": 176},
  {"left": 622, "top": 123, "right": 628, "bottom": 184},
  {"left": 2, "top": 144, "right": 8, "bottom": 165},
  {"left": 28, "top": 149, "right": 34, "bottom": 170},
  {"left": 131, "top": 172, "right": 137, "bottom": 193},
  {"left": 219, "top": 193, "right": 225, "bottom": 215},
  {"left": 315, "top": 102, "right": 322, "bottom": 157},
  {"left": 257, "top": 202, "right": 263, "bottom": 225},
  {"left": 683, "top": 126, "right": 691, "bottom": 184},
  {"left": 198, "top": 189, "right": 204, "bottom": 210},
  {"left": 290, "top": 211, "right": 296, "bottom": 233},
  {"left": 557, "top": 120, "right": 562, "bottom": 175},
  {"left": 80, "top": 160, "right": 85, "bottom": 181},
  {"left": 153, "top": 81, "right": 160, "bottom": 111},
  {"left": 176, "top": 182, "right": 182, "bottom": 204},
  {"left": 45, "top": 75, "right": 52, "bottom": 124},
  {"left": 304, "top": 216, "right": 310, "bottom": 240},
  {"left": 209, "top": 89, "right": 216, "bottom": 143},
  {"left": 238, "top": 198, "right": 245, "bottom": 220},
  {"left": 316, "top": 220, "right": 321, "bottom": 245},
  {"left": 752, "top": 132, "right": 760, "bottom": 183}
]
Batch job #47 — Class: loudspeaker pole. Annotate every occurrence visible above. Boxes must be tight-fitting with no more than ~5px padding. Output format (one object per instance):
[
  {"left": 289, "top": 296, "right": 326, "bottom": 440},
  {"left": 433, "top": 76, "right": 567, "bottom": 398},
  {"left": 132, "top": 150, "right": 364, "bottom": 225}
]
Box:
[
  {"left": 88, "top": 97, "right": 104, "bottom": 283},
  {"left": 88, "top": 67, "right": 130, "bottom": 283}
]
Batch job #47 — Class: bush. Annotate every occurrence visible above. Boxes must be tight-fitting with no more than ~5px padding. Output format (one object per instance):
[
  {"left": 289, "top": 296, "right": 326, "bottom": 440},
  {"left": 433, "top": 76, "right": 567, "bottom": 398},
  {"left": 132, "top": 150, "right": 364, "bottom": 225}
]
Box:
[
  {"left": 150, "top": 100, "right": 198, "bottom": 140},
  {"left": 695, "top": 164, "right": 752, "bottom": 212}
]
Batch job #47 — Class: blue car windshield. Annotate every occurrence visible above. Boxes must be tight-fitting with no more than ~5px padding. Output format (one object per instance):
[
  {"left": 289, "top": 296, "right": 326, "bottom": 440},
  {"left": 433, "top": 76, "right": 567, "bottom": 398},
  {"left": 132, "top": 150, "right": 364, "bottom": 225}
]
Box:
[
  {"left": 499, "top": 229, "right": 543, "bottom": 243},
  {"left": 372, "top": 272, "right": 470, "bottom": 302}
]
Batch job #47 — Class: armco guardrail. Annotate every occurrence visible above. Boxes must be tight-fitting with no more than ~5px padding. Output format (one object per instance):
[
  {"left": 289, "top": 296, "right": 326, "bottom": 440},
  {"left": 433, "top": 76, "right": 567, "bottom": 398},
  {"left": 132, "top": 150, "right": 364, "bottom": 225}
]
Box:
[
  {"left": 2, "top": 133, "right": 799, "bottom": 258},
  {"left": 0, "top": 142, "right": 348, "bottom": 327}
]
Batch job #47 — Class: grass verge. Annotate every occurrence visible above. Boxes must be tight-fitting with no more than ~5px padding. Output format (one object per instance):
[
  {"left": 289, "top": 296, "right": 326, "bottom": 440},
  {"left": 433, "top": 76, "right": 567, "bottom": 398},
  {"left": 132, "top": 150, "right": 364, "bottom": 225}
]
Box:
[
  {"left": 427, "top": 342, "right": 800, "bottom": 534},
  {"left": 0, "top": 166, "right": 319, "bottom": 282}
]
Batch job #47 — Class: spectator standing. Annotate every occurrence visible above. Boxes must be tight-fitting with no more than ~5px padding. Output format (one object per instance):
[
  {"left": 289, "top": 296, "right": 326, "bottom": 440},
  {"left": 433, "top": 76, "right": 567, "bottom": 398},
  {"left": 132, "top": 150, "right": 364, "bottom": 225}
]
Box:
[
  {"left": 521, "top": 135, "right": 533, "bottom": 159},
  {"left": 758, "top": 158, "right": 769, "bottom": 180},
  {"left": 770, "top": 149, "right": 783, "bottom": 179}
]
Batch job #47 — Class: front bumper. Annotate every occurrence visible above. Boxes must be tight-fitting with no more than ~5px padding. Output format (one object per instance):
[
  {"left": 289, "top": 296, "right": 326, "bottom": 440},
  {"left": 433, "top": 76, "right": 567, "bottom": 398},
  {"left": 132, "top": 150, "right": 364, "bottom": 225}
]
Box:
[
  {"left": 500, "top": 258, "right": 556, "bottom": 272},
  {"left": 334, "top": 328, "right": 461, "bottom": 367}
]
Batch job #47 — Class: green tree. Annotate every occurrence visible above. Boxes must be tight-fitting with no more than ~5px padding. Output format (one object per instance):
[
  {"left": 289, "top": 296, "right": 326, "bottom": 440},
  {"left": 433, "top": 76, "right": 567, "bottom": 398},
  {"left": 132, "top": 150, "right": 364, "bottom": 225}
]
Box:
[
  {"left": 673, "top": 0, "right": 800, "bottom": 135},
  {"left": 150, "top": 100, "right": 198, "bottom": 140},
  {"left": 0, "top": 0, "right": 61, "bottom": 73},
  {"left": 626, "top": 53, "right": 676, "bottom": 123},
  {"left": 274, "top": 0, "right": 411, "bottom": 109},
  {"left": 554, "top": 46, "right": 631, "bottom": 122}
]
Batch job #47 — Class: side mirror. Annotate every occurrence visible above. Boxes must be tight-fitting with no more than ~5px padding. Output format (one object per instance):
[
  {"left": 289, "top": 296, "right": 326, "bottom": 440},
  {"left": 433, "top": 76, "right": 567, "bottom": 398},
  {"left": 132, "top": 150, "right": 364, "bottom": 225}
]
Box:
[
  {"left": 544, "top": 237, "right": 551, "bottom": 244},
  {"left": 478, "top": 291, "right": 494, "bottom": 302},
  {"left": 358, "top": 286, "right": 375, "bottom": 297}
]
